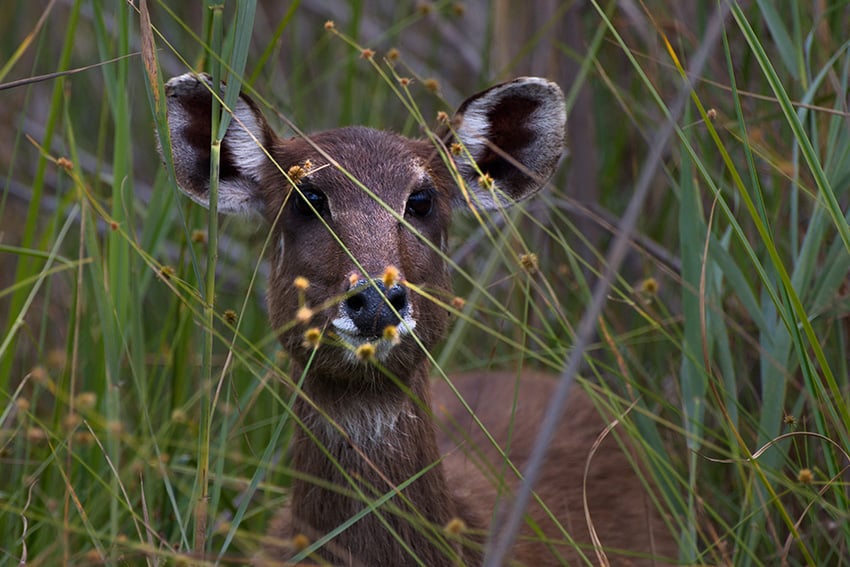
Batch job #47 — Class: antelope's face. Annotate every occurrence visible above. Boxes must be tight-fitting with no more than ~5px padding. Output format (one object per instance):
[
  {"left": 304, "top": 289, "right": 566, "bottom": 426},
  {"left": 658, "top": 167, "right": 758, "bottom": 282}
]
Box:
[
  {"left": 161, "top": 73, "right": 566, "bottom": 385},
  {"left": 263, "top": 128, "right": 454, "bottom": 380}
]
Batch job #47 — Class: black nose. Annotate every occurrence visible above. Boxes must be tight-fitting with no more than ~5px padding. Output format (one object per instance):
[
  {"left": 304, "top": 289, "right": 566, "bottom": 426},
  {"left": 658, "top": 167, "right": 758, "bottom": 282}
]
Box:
[{"left": 343, "top": 280, "right": 408, "bottom": 338}]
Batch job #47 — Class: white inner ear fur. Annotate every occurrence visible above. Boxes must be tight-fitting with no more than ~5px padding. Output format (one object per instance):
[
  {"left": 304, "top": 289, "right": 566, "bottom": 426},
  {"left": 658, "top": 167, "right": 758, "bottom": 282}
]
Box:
[
  {"left": 212, "top": 95, "right": 269, "bottom": 215},
  {"left": 453, "top": 110, "right": 490, "bottom": 171},
  {"left": 225, "top": 96, "right": 269, "bottom": 178},
  {"left": 216, "top": 177, "right": 266, "bottom": 215}
]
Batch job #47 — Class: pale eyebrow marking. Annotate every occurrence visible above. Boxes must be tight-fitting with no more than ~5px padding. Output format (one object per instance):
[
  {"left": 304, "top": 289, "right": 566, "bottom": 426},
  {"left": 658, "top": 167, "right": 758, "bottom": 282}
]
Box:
[{"left": 410, "top": 159, "right": 428, "bottom": 182}]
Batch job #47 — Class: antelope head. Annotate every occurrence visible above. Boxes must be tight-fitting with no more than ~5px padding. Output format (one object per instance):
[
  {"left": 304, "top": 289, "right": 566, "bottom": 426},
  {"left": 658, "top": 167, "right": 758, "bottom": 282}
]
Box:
[{"left": 162, "top": 74, "right": 566, "bottom": 397}]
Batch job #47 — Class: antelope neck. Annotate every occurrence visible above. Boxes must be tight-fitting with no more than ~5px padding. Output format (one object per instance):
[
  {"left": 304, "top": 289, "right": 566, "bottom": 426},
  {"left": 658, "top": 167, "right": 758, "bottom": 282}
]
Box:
[
  {"left": 287, "top": 362, "right": 471, "bottom": 564},
  {"left": 290, "top": 360, "right": 437, "bottom": 452}
]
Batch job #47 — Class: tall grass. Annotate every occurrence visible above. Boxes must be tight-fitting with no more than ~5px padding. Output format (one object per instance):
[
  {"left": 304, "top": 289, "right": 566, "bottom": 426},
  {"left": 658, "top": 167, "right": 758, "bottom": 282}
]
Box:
[{"left": 1, "top": 1, "right": 849, "bottom": 565}]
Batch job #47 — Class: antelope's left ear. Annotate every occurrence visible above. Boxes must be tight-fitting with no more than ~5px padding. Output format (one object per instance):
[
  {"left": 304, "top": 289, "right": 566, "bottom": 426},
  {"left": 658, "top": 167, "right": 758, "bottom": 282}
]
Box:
[
  {"left": 161, "top": 73, "right": 275, "bottom": 216},
  {"left": 448, "top": 77, "right": 566, "bottom": 209}
]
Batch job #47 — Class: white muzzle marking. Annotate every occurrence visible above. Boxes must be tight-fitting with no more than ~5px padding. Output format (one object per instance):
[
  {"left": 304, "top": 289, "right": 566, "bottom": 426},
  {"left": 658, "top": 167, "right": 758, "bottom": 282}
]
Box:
[{"left": 332, "top": 305, "right": 417, "bottom": 363}]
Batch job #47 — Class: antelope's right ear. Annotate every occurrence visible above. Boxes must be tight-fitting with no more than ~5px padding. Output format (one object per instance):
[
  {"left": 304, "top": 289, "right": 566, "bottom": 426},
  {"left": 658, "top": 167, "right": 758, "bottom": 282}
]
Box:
[
  {"left": 447, "top": 77, "right": 566, "bottom": 210},
  {"left": 161, "top": 73, "right": 273, "bottom": 215}
]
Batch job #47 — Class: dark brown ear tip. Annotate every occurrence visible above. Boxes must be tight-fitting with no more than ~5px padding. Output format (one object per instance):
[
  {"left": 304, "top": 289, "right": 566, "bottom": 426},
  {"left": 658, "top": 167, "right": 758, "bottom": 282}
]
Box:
[
  {"left": 507, "top": 76, "right": 565, "bottom": 97},
  {"left": 164, "top": 72, "right": 214, "bottom": 99},
  {"left": 164, "top": 73, "right": 267, "bottom": 122},
  {"left": 503, "top": 78, "right": 566, "bottom": 119},
  {"left": 462, "top": 77, "right": 565, "bottom": 108}
]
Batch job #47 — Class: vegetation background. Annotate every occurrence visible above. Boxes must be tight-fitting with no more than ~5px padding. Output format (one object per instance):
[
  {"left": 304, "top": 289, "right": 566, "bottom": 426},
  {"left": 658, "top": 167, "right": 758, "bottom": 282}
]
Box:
[{"left": 1, "top": 0, "right": 849, "bottom": 565}]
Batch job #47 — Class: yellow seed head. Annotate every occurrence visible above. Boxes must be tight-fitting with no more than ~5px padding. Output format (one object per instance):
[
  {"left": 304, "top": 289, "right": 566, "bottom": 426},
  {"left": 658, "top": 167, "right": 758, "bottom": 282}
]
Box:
[
  {"left": 296, "top": 306, "right": 314, "bottom": 323},
  {"left": 293, "top": 276, "right": 310, "bottom": 291},
  {"left": 303, "top": 327, "right": 322, "bottom": 348},
  {"left": 386, "top": 47, "right": 400, "bottom": 61},
  {"left": 56, "top": 157, "right": 73, "bottom": 171},
  {"left": 30, "top": 366, "right": 49, "bottom": 385},
  {"left": 477, "top": 173, "right": 495, "bottom": 190},
  {"left": 63, "top": 412, "right": 82, "bottom": 431},
  {"left": 417, "top": 1, "right": 433, "bottom": 15},
  {"left": 398, "top": 77, "right": 412, "bottom": 87},
  {"left": 223, "top": 309, "right": 237, "bottom": 325},
  {"left": 360, "top": 48, "right": 375, "bottom": 60},
  {"left": 287, "top": 164, "right": 307, "bottom": 184},
  {"left": 324, "top": 20, "right": 335, "bottom": 30},
  {"left": 160, "top": 265, "right": 175, "bottom": 280},
  {"left": 450, "top": 142, "right": 463, "bottom": 156},
  {"left": 797, "top": 468, "right": 814, "bottom": 484},
  {"left": 73, "top": 431, "right": 95, "bottom": 446},
  {"left": 47, "top": 349, "right": 66, "bottom": 369},
  {"left": 436, "top": 111, "right": 449, "bottom": 124},
  {"left": 423, "top": 78, "right": 439, "bottom": 93},
  {"left": 191, "top": 230, "right": 207, "bottom": 244},
  {"left": 519, "top": 253, "right": 538, "bottom": 274},
  {"left": 783, "top": 414, "right": 798, "bottom": 426},
  {"left": 355, "top": 343, "right": 376, "bottom": 361},
  {"left": 349, "top": 273, "right": 360, "bottom": 287},
  {"left": 707, "top": 108, "right": 718, "bottom": 121},
  {"left": 171, "top": 408, "right": 188, "bottom": 423},
  {"left": 107, "top": 420, "right": 124, "bottom": 436},
  {"left": 26, "top": 427, "right": 47, "bottom": 443},
  {"left": 444, "top": 517, "right": 467, "bottom": 535},
  {"left": 452, "top": 2, "right": 466, "bottom": 16},
  {"left": 383, "top": 325, "right": 399, "bottom": 343},
  {"left": 292, "top": 533, "right": 310, "bottom": 551},
  {"left": 640, "top": 277, "right": 659, "bottom": 295},
  {"left": 382, "top": 265, "right": 400, "bottom": 287},
  {"left": 75, "top": 392, "right": 98, "bottom": 411},
  {"left": 215, "top": 521, "right": 231, "bottom": 535},
  {"left": 15, "top": 398, "right": 30, "bottom": 412}
]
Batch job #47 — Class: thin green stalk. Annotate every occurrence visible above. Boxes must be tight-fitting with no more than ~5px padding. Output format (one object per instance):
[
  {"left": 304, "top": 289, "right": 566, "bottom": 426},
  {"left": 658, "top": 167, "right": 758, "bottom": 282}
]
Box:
[
  {"left": 90, "top": 1, "right": 138, "bottom": 559},
  {"left": 192, "top": 3, "right": 224, "bottom": 556}
]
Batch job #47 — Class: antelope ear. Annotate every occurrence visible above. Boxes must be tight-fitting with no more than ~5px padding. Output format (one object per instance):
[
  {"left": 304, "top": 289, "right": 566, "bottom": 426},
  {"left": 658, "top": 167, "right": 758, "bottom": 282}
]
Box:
[
  {"left": 162, "top": 73, "right": 273, "bottom": 215},
  {"left": 450, "top": 77, "right": 566, "bottom": 209}
]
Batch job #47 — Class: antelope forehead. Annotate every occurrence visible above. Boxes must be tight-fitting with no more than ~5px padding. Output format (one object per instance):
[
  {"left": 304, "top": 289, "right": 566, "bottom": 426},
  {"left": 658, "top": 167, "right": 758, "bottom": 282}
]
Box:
[
  {"left": 349, "top": 156, "right": 431, "bottom": 194},
  {"left": 316, "top": 157, "right": 433, "bottom": 214}
]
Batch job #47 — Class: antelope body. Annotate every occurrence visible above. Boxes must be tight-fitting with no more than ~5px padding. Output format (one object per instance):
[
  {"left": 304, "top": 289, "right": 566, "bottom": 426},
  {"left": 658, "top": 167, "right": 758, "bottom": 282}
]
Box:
[{"left": 163, "top": 73, "right": 676, "bottom": 566}]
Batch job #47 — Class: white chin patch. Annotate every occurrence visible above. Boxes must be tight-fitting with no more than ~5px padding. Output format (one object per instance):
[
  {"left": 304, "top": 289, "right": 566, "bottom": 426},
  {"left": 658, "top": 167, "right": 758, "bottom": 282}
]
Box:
[{"left": 331, "top": 308, "right": 417, "bottom": 363}]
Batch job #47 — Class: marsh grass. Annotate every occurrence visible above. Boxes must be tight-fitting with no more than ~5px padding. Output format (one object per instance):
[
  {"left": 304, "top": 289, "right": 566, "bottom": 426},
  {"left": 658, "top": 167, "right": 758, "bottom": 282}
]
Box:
[{"left": 1, "top": 1, "right": 850, "bottom": 565}]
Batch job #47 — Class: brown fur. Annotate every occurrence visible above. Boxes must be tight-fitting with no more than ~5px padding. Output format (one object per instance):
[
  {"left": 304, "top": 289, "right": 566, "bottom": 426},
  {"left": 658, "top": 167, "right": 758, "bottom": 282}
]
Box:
[
  {"left": 163, "top": 73, "right": 677, "bottom": 566},
  {"left": 433, "top": 372, "right": 676, "bottom": 565}
]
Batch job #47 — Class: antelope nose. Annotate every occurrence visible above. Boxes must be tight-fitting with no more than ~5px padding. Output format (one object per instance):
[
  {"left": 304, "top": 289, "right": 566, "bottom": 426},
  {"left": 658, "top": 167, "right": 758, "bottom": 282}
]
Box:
[{"left": 343, "top": 281, "right": 408, "bottom": 338}]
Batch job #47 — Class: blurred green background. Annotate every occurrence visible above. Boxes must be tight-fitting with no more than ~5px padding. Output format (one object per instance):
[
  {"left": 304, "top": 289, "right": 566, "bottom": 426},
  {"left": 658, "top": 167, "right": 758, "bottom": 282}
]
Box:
[{"left": 2, "top": 1, "right": 850, "bottom": 565}]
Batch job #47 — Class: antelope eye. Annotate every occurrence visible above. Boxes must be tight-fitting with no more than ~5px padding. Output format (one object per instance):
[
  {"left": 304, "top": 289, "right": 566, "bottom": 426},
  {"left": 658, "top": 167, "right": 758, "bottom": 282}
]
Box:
[
  {"left": 405, "top": 190, "right": 434, "bottom": 218},
  {"left": 294, "top": 189, "right": 327, "bottom": 217}
]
